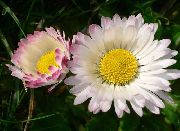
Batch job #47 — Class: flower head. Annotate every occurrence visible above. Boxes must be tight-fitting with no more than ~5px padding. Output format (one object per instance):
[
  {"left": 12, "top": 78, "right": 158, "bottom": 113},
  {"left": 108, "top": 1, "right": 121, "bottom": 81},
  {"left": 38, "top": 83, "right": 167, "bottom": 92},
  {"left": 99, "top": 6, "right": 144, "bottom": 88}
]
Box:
[
  {"left": 65, "top": 14, "right": 180, "bottom": 117},
  {"left": 7, "top": 27, "right": 70, "bottom": 88}
]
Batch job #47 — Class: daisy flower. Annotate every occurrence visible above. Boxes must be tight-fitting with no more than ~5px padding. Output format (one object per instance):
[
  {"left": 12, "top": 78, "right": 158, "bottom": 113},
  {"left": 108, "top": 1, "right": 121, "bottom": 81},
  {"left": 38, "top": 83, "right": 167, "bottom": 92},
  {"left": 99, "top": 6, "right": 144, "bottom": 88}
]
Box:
[
  {"left": 65, "top": 14, "right": 180, "bottom": 117},
  {"left": 7, "top": 27, "right": 70, "bottom": 89}
]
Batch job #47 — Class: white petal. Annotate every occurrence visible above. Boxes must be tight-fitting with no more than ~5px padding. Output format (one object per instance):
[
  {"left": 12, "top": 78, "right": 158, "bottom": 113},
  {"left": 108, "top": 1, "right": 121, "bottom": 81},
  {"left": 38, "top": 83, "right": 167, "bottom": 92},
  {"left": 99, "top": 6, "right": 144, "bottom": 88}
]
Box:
[
  {"left": 71, "top": 43, "right": 90, "bottom": 56},
  {"left": 161, "top": 50, "right": 178, "bottom": 59},
  {"left": 138, "top": 39, "right": 170, "bottom": 60},
  {"left": 155, "top": 69, "right": 180, "bottom": 80},
  {"left": 95, "top": 85, "right": 113, "bottom": 104},
  {"left": 135, "top": 13, "right": 144, "bottom": 29},
  {"left": 132, "top": 27, "right": 152, "bottom": 55},
  {"left": 140, "top": 69, "right": 167, "bottom": 75},
  {"left": 146, "top": 91, "right": 165, "bottom": 108},
  {"left": 101, "top": 16, "right": 113, "bottom": 29},
  {"left": 139, "top": 59, "right": 176, "bottom": 71},
  {"left": 69, "top": 83, "right": 88, "bottom": 95},
  {"left": 124, "top": 106, "right": 130, "bottom": 114},
  {"left": 133, "top": 95, "right": 145, "bottom": 107},
  {"left": 89, "top": 24, "right": 103, "bottom": 40},
  {"left": 125, "top": 15, "right": 136, "bottom": 27},
  {"left": 74, "top": 87, "right": 91, "bottom": 105},
  {"left": 88, "top": 98, "right": 100, "bottom": 113},
  {"left": 148, "top": 23, "right": 158, "bottom": 34},
  {"left": 136, "top": 40, "right": 158, "bottom": 59},
  {"left": 130, "top": 100, "right": 143, "bottom": 117},
  {"left": 136, "top": 82, "right": 162, "bottom": 92},
  {"left": 130, "top": 82, "right": 165, "bottom": 108},
  {"left": 166, "top": 69, "right": 180, "bottom": 79},
  {"left": 64, "top": 76, "right": 81, "bottom": 85},
  {"left": 6, "top": 64, "right": 25, "bottom": 80},
  {"left": 154, "top": 91, "right": 174, "bottom": 104},
  {"left": 93, "top": 107, "right": 101, "bottom": 114},
  {"left": 75, "top": 32, "right": 91, "bottom": 47},
  {"left": 157, "top": 39, "right": 171, "bottom": 49},
  {"left": 152, "top": 58, "right": 177, "bottom": 69},
  {"left": 114, "top": 85, "right": 128, "bottom": 99},
  {"left": 123, "top": 26, "right": 137, "bottom": 50},
  {"left": 139, "top": 49, "right": 172, "bottom": 65},
  {"left": 114, "top": 105, "right": 124, "bottom": 118},
  {"left": 75, "top": 32, "right": 99, "bottom": 55},
  {"left": 113, "top": 27, "right": 123, "bottom": 49},
  {"left": 114, "top": 99, "right": 126, "bottom": 110},
  {"left": 70, "top": 67, "right": 88, "bottom": 75},
  {"left": 145, "top": 101, "right": 160, "bottom": 114},
  {"left": 103, "top": 27, "right": 117, "bottom": 51},
  {"left": 113, "top": 14, "right": 122, "bottom": 26},
  {"left": 100, "top": 101, "right": 112, "bottom": 112},
  {"left": 138, "top": 76, "right": 170, "bottom": 87}
]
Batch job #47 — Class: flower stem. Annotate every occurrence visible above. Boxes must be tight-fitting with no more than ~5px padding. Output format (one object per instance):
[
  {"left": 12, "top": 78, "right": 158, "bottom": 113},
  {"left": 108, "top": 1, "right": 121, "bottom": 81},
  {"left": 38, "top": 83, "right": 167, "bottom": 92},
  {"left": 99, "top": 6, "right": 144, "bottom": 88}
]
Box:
[{"left": 24, "top": 89, "right": 34, "bottom": 131}]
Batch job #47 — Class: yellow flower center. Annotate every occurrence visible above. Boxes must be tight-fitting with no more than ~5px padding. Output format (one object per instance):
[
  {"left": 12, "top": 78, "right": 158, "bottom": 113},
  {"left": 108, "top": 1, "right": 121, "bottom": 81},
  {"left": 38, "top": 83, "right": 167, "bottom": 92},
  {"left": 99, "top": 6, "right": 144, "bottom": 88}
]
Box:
[
  {"left": 99, "top": 49, "right": 138, "bottom": 85},
  {"left": 36, "top": 50, "right": 59, "bottom": 74}
]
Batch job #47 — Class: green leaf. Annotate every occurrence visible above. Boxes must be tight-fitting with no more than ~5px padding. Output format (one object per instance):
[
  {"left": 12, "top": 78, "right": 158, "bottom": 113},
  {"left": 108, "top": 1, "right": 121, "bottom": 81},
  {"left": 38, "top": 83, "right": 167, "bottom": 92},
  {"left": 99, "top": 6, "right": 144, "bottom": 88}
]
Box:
[
  {"left": 86, "top": 113, "right": 118, "bottom": 131},
  {"left": 30, "top": 113, "right": 71, "bottom": 131},
  {"left": 136, "top": 114, "right": 172, "bottom": 131},
  {"left": 162, "top": 103, "right": 180, "bottom": 128},
  {"left": 118, "top": 113, "right": 140, "bottom": 131},
  {"left": 143, "top": 7, "right": 157, "bottom": 22},
  {"left": 173, "top": 32, "right": 180, "bottom": 47}
]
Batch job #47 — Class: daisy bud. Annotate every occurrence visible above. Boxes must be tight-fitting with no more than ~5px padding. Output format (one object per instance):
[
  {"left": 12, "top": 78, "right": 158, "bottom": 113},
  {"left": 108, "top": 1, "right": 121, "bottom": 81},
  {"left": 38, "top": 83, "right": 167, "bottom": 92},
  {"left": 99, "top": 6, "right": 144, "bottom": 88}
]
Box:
[{"left": 7, "top": 27, "right": 70, "bottom": 88}]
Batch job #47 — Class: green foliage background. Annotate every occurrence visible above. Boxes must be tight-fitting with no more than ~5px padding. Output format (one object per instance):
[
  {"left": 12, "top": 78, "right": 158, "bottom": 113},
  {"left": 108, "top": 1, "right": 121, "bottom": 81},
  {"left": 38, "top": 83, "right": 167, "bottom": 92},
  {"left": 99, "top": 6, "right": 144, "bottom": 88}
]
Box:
[{"left": 0, "top": 0, "right": 180, "bottom": 130}]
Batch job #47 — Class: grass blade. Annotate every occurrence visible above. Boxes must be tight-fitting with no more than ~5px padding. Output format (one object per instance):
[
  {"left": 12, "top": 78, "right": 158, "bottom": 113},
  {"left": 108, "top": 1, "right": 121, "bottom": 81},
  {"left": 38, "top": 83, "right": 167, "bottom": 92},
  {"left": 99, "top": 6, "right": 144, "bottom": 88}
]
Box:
[
  {"left": 0, "top": 29, "right": 12, "bottom": 57},
  {"left": 0, "top": 1, "right": 26, "bottom": 37}
]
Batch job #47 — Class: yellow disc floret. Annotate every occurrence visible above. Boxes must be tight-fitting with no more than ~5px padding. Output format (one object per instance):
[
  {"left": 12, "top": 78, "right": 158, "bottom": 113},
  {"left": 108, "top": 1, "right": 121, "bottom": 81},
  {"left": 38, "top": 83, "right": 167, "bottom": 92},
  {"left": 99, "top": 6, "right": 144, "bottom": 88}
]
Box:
[
  {"left": 99, "top": 49, "right": 138, "bottom": 85},
  {"left": 36, "top": 50, "right": 59, "bottom": 74}
]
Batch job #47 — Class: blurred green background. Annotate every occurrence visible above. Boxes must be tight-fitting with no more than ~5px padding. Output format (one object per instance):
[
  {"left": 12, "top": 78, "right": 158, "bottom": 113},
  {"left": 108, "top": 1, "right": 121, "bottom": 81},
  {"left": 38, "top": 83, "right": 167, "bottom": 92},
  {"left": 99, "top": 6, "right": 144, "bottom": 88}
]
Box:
[{"left": 0, "top": 0, "right": 180, "bottom": 131}]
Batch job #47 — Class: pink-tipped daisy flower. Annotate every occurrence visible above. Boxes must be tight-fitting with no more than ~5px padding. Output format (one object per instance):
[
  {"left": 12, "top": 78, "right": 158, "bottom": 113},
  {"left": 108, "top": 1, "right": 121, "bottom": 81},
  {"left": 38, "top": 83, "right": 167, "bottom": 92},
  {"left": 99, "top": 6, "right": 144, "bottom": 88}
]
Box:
[
  {"left": 7, "top": 27, "right": 70, "bottom": 89},
  {"left": 65, "top": 14, "right": 180, "bottom": 117}
]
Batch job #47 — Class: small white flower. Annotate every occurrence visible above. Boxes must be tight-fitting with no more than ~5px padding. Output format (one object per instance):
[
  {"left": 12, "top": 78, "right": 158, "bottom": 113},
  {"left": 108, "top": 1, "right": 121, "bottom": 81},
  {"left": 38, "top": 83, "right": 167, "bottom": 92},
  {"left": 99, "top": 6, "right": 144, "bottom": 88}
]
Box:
[
  {"left": 65, "top": 14, "right": 180, "bottom": 117},
  {"left": 7, "top": 27, "right": 70, "bottom": 89}
]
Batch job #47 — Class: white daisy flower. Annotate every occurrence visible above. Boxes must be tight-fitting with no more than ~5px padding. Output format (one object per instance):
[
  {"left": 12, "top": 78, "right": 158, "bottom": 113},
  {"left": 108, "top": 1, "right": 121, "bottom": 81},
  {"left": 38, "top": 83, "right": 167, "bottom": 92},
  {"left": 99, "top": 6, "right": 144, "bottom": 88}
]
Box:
[
  {"left": 65, "top": 14, "right": 180, "bottom": 117},
  {"left": 7, "top": 27, "right": 70, "bottom": 89}
]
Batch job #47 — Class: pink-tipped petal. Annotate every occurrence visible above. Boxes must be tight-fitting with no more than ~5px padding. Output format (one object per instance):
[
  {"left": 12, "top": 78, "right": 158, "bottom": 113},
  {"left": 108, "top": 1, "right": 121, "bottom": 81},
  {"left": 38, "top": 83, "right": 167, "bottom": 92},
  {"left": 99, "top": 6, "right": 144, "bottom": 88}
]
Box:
[{"left": 101, "top": 16, "right": 113, "bottom": 29}]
